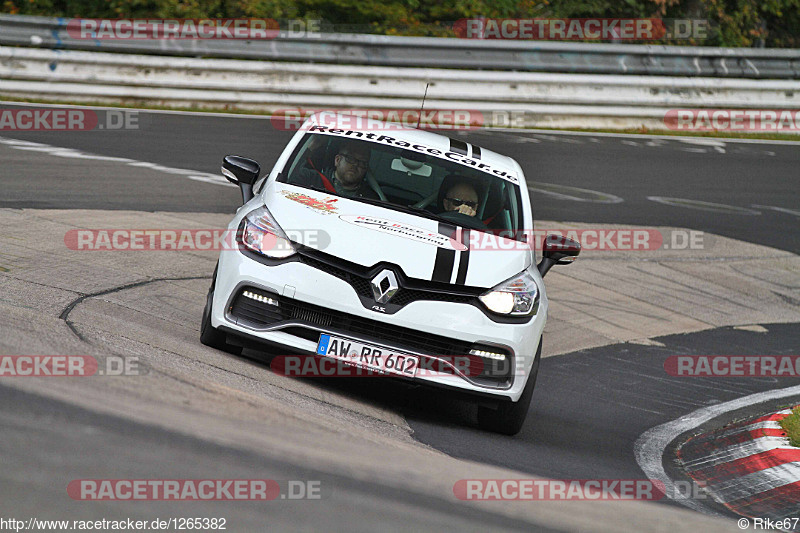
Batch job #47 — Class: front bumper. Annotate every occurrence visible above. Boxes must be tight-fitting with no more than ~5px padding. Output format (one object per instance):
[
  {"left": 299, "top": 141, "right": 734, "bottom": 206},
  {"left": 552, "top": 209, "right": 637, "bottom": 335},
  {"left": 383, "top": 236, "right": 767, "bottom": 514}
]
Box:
[{"left": 211, "top": 249, "right": 546, "bottom": 402}]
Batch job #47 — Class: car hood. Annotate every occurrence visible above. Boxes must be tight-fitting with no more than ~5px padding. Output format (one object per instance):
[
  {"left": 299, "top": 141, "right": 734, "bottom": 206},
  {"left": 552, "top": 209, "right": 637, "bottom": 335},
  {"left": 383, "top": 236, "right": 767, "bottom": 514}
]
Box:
[{"left": 264, "top": 183, "right": 531, "bottom": 288}]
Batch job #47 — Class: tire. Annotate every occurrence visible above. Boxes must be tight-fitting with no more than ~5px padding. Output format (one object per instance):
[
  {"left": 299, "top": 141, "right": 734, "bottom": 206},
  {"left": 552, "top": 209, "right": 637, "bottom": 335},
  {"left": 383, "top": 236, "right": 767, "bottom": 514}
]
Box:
[
  {"left": 200, "top": 266, "right": 243, "bottom": 356},
  {"left": 477, "top": 338, "right": 542, "bottom": 435}
]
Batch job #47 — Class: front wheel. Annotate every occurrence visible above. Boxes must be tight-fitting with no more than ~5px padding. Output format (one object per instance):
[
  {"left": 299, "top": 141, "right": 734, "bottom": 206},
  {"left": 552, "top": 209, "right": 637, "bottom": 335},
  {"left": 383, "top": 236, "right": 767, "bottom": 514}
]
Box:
[
  {"left": 477, "top": 339, "right": 542, "bottom": 435},
  {"left": 200, "top": 267, "right": 243, "bottom": 355}
]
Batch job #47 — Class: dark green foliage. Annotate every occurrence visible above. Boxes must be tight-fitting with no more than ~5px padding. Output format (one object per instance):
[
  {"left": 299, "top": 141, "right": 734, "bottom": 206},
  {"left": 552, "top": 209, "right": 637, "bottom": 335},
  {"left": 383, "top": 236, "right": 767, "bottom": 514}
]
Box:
[{"left": 4, "top": 0, "right": 798, "bottom": 46}]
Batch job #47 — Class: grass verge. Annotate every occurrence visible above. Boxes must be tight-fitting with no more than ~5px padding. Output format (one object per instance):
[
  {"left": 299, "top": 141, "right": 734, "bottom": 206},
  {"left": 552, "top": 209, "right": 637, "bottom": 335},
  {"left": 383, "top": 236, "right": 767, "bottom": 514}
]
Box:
[
  {"left": 528, "top": 126, "right": 800, "bottom": 143},
  {"left": 780, "top": 406, "right": 800, "bottom": 447}
]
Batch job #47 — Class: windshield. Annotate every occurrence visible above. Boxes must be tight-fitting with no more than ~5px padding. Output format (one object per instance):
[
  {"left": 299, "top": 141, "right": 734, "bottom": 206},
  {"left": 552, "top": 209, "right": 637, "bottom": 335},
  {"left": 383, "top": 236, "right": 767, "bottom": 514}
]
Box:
[{"left": 278, "top": 132, "right": 523, "bottom": 235}]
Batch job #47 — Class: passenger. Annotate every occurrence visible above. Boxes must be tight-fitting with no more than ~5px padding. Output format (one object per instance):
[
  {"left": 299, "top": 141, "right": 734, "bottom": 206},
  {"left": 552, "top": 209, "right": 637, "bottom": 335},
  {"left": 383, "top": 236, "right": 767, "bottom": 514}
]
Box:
[{"left": 442, "top": 181, "right": 479, "bottom": 217}]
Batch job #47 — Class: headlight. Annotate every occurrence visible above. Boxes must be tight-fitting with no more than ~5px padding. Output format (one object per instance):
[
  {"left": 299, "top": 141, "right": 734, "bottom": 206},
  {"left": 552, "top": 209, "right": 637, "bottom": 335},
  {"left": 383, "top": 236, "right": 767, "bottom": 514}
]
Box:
[
  {"left": 239, "top": 206, "right": 296, "bottom": 259},
  {"left": 479, "top": 271, "right": 539, "bottom": 316}
]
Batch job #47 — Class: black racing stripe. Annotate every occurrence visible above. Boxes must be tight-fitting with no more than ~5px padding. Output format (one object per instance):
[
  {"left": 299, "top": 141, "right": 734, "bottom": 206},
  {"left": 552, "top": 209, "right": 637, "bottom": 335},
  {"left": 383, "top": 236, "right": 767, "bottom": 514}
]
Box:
[
  {"left": 432, "top": 223, "right": 457, "bottom": 283},
  {"left": 432, "top": 249, "right": 456, "bottom": 283},
  {"left": 449, "top": 138, "right": 468, "bottom": 155},
  {"left": 471, "top": 145, "right": 481, "bottom": 160},
  {"left": 455, "top": 229, "right": 470, "bottom": 285}
]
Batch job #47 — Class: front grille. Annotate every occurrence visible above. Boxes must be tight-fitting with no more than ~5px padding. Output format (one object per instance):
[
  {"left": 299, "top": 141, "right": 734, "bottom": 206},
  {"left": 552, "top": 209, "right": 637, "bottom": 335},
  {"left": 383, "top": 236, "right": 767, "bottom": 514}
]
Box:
[
  {"left": 297, "top": 248, "right": 481, "bottom": 308},
  {"left": 299, "top": 253, "right": 372, "bottom": 298},
  {"left": 290, "top": 306, "right": 333, "bottom": 327},
  {"left": 390, "top": 288, "right": 473, "bottom": 307},
  {"left": 230, "top": 287, "right": 478, "bottom": 357}
]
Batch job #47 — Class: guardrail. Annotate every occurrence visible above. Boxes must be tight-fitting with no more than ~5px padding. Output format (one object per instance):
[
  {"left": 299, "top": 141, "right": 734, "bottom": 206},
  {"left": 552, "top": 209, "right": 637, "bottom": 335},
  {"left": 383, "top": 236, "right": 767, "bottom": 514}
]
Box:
[
  {"left": 1, "top": 14, "right": 799, "bottom": 79},
  {"left": 2, "top": 45, "right": 798, "bottom": 131}
]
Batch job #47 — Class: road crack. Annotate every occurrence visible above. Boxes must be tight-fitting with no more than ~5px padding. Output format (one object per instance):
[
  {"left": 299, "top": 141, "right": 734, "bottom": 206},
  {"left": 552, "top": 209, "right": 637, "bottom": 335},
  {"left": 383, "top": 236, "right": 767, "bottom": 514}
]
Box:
[{"left": 59, "top": 275, "right": 210, "bottom": 342}]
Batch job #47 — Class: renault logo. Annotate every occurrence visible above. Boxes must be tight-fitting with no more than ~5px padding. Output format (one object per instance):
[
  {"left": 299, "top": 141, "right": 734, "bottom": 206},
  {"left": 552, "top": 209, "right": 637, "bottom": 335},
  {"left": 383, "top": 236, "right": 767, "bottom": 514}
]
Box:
[{"left": 370, "top": 269, "right": 398, "bottom": 304}]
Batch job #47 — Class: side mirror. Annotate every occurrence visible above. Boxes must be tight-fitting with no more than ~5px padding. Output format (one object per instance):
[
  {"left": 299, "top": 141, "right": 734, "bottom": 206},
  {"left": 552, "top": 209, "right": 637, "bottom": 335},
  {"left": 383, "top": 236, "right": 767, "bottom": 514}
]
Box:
[
  {"left": 537, "top": 234, "right": 580, "bottom": 278},
  {"left": 222, "top": 155, "right": 260, "bottom": 203}
]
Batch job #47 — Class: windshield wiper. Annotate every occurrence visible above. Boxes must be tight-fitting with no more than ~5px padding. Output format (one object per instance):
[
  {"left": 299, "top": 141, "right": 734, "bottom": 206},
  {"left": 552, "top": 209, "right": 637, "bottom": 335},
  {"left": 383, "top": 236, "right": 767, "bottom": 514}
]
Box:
[{"left": 395, "top": 204, "right": 455, "bottom": 225}]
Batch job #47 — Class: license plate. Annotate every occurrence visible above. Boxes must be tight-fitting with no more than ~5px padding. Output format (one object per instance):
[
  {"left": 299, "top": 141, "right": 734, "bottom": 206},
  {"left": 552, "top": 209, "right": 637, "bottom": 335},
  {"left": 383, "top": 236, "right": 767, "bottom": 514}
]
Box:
[{"left": 316, "top": 334, "right": 419, "bottom": 378}]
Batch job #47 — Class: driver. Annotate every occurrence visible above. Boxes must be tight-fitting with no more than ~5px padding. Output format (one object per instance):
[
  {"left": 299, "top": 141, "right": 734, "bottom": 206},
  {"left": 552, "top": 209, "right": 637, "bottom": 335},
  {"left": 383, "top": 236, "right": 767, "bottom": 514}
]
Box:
[
  {"left": 442, "top": 181, "right": 479, "bottom": 217},
  {"left": 293, "top": 141, "right": 379, "bottom": 200}
]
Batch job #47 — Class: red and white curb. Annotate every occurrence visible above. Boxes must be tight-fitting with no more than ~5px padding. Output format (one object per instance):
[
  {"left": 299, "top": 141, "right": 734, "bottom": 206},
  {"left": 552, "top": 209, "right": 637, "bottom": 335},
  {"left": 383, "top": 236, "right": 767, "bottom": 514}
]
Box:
[{"left": 678, "top": 407, "right": 800, "bottom": 521}]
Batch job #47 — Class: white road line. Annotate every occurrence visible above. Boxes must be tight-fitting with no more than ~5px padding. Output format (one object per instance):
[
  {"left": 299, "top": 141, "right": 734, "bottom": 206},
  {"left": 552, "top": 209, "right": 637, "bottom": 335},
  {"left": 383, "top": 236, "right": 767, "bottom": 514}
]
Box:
[
  {"left": 0, "top": 136, "right": 234, "bottom": 187},
  {"left": 634, "top": 385, "right": 800, "bottom": 515},
  {"left": 529, "top": 182, "right": 624, "bottom": 204},
  {"left": 647, "top": 197, "right": 762, "bottom": 215},
  {"left": 752, "top": 205, "right": 800, "bottom": 217},
  {"left": 679, "top": 139, "right": 727, "bottom": 148}
]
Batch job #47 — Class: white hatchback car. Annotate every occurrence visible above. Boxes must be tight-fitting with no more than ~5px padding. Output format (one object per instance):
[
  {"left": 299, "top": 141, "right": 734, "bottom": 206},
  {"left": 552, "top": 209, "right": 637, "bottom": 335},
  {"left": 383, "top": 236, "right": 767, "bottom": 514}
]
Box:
[{"left": 201, "top": 115, "right": 579, "bottom": 434}]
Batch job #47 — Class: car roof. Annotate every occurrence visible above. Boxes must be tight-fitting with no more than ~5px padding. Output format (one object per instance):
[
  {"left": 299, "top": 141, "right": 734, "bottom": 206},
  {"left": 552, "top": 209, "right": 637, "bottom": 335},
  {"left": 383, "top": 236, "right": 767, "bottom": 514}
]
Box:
[{"left": 301, "top": 112, "right": 521, "bottom": 181}]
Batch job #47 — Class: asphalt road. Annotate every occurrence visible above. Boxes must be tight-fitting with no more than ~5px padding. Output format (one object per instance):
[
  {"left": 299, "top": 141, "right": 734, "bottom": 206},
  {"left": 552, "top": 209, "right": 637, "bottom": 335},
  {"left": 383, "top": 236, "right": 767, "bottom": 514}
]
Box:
[
  {"left": 275, "top": 322, "right": 800, "bottom": 517},
  {"left": 2, "top": 105, "right": 799, "bottom": 527},
  {"left": 1, "top": 105, "right": 798, "bottom": 253},
  {"left": 0, "top": 384, "right": 545, "bottom": 532},
  {"left": 403, "top": 323, "right": 800, "bottom": 512}
]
